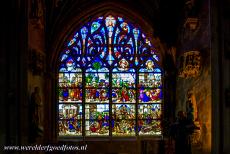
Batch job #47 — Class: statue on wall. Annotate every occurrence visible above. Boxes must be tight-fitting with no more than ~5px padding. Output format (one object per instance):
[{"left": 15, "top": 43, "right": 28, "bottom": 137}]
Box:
[
  {"left": 186, "top": 90, "right": 198, "bottom": 122},
  {"left": 29, "top": 86, "right": 43, "bottom": 142},
  {"left": 186, "top": 89, "right": 201, "bottom": 145}
]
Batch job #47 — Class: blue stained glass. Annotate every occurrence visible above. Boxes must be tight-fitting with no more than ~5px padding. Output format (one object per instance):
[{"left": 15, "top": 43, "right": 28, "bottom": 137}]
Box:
[
  {"left": 153, "top": 55, "right": 159, "bottom": 61},
  {"left": 65, "top": 50, "right": 70, "bottom": 54},
  {"left": 91, "top": 22, "right": 101, "bottom": 33},
  {"left": 77, "top": 41, "right": 81, "bottom": 48},
  {"left": 120, "top": 22, "right": 130, "bottom": 33},
  {"left": 142, "top": 33, "right": 146, "bottom": 38},
  {"left": 86, "top": 67, "right": 109, "bottom": 73},
  {"left": 139, "top": 88, "right": 162, "bottom": 103},
  {"left": 105, "top": 15, "right": 116, "bottom": 37},
  {"left": 100, "top": 28, "right": 106, "bottom": 36},
  {"left": 61, "top": 54, "right": 68, "bottom": 61},
  {"left": 106, "top": 54, "right": 115, "bottom": 65},
  {"left": 139, "top": 68, "right": 161, "bottom": 73},
  {"left": 135, "top": 57, "right": 139, "bottom": 65},
  {"left": 68, "top": 38, "right": 76, "bottom": 46},
  {"left": 112, "top": 67, "right": 135, "bottom": 72},
  {"left": 74, "top": 32, "right": 79, "bottom": 38},
  {"left": 154, "top": 68, "right": 161, "bottom": 73},
  {"left": 118, "top": 17, "right": 123, "bottom": 22},
  {"left": 133, "top": 28, "right": 139, "bottom": 39},
  {"left": 81, "top": 27, "right": 88, "bottom": 39},
  {"left": 98, "top": 16, "right": 103, "bottom": 20},
  {"left": 87, "top": 57, "right": 91, "bottom": 61},
  {"left": 127, "top": 38, "right": 133, "bottom": 45},
  {"left": 93, "top": 34, "right": 103, "bottom": 43},
  {"left": 114, "top": 28, "right": 120, "bottom": 44},
  {"left": 82, "top": 57, "right": 86, "bottom": 65},
  {"left": 58, "top": 15, "right": 162, "bottom": 137},
  {"left": 100, "top": 48, "right": 107, "bottom": 58}
]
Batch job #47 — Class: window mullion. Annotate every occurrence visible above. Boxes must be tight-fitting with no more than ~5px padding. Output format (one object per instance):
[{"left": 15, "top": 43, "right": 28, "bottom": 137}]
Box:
[
  {"left": 82, "top": 69, "right": 86, "bottom": 138},
  {"left": 135, "top": 68, "right": 139, "bottom": 137},
  {"left": 109, "top": 68, "right": 112, "bottom": 138}
]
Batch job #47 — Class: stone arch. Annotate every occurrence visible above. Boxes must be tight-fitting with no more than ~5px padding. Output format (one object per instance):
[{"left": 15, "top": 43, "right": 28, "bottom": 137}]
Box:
[{"left": 45, "top": 2, "right": 167, "bottom": 141}]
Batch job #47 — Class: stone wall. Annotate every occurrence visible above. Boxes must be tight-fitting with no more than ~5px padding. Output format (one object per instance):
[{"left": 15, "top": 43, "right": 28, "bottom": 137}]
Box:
[
  {"left": 176, "top": 0, "right": 211, "bottom": 153},
  {"left": 27, "top": 0, "right": 46, "bottom": 144}
]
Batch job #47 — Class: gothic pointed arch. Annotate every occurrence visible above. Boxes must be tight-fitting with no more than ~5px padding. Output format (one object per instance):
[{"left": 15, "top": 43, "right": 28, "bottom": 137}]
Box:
[
  {"left": 49, "top": 2, "right": 165, "bottom": 68},
  {"left": 56, "top": 13, "right": 163, "bottom": 137}
]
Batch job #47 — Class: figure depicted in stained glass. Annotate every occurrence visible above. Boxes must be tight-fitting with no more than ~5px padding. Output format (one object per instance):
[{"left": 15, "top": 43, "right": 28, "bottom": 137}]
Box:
[
  {"left": 59, "top": 121, "right": 68, "bottom": 134},
  {"left": 59, "top": 104, "right": 82, "bottom": 135},
  {"left": 85, "top": 104, "right": 109, "bottom": 135},
  {"left": 67, "top": 114, "right": 76, "bottom": 133},
  {"left": 141, "top": 90, "right": 152, "bottom": 103},
  {"left": 99, "top": 89, "right": 108, "bottom": 102},
  {"left": 137, "top": 115, "right": 144, "bottom": 132},
  {"left": 119, "top": 59, "right": 129, "bottom": 70},
  {"left": 58, "top": 15, "right": 162, "bottom": 137},
  {"left": 120, "top": 87, "right": 130, "bottom": 102},
  {"left": 62, "top": 88, "right": 69, "bottom": 101},
  {"left": 90, "top": 121, "right": 99, "bottom": 133},
  {"left": 146, "top": 60, "right": 154, "bottom": 70},
  {"left": 150, "top": 89, "right": 162, "bottom": 101},
  {"left": 73, "top": 89, "right": 82, "bottom": 101},
  {"left": 88, "top": 89, "right": 98, "bottom": 100}
]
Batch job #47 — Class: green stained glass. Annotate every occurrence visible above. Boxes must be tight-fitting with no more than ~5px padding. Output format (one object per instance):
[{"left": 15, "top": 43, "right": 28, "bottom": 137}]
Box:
[
  {"left": 85, "top": 104, "right": 109, "bottom": 136},
  {"left": 58, "top": 15, "right": 162, "bottom": 137}
]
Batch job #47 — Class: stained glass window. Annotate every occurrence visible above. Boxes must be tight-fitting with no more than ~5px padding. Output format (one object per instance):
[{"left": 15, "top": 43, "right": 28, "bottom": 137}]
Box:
[{"left": 58, "top": 15, "right": 162, "bottom": 137}]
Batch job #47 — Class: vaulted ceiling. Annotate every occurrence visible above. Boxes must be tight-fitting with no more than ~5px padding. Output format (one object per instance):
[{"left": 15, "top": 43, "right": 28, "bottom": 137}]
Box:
[{"left": 45, "top": 0, "right": 186, "bottom": 47}]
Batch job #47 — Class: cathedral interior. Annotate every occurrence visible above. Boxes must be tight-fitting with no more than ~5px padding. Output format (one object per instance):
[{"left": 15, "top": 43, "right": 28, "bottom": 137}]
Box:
[{"left": 0, "top": 0, "right": 230, "bottom": 154}]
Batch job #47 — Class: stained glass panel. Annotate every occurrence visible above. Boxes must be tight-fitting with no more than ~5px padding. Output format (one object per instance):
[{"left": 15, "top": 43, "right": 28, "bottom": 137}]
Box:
[
  {"left": 85, "top": 104, "right": 109, "bottom": 136},
  {"left": 86, "top": 88, "right": 109, "bottom": 103},
  {"left": 112, "top": 88, "right": 136, "bottom": 103},
  {"left": 139, "top": 88, "right": 162, "bottom": 103},
  {"left": 58, "top": 15, "right": 163, "bottom": 137},
  {"left": 112, "top": 104, "right": 135, "bottom": 136},
  {"left": 138, "top": 104, "right": 161, "bottom": 119},
  {"left": 59, "top": 104, "right": 82, "bottom": 136},
  {"left": 138, "top": 120, "right": 161, "bottom": 135},
  {"left": 59, "top": 88, "right": 82, "bottom": 102},
  {"left": 85, "top": 73, "right": 109, "bottom": 88},
  {"left": 112, "top": 73, "right": 136, "bottom": 88},
  {"left": 139, "top": 73, "right": 162, "bottom": 88},
  {"left": 112, "top": 104, "right": 135, "bottom": 119},
  {"left": 85, "top": 120, "right": 109, "bottom": 136},
  {"left": 59, "top": 73, "right": 82, "bottom": 88}
]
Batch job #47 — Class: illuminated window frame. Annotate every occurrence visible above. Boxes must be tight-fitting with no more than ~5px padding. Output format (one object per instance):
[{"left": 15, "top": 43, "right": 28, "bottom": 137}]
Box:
[{"left": 58, "top": 15, "right": 163, "bottom": 138}]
